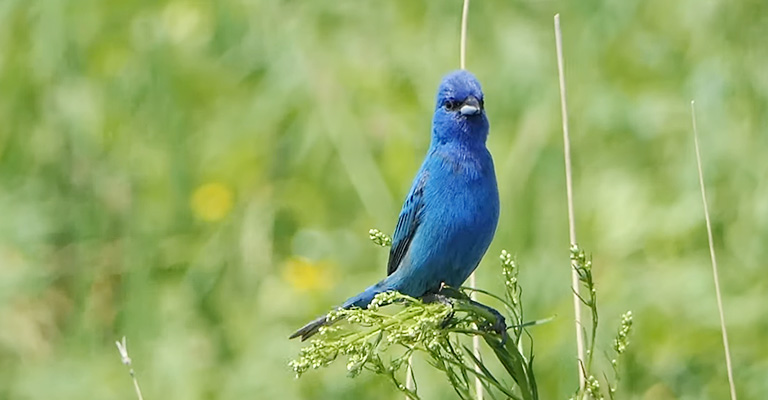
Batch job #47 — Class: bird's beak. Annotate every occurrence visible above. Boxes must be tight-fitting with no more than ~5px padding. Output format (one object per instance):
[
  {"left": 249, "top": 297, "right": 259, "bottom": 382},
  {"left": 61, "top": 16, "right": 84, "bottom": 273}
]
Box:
[{"left": 460, "top": 96, "right": 482, "bottom": 116}]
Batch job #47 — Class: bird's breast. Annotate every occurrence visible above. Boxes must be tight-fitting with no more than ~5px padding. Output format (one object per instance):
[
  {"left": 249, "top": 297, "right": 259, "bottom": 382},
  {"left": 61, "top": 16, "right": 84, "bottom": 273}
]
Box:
[
  {"left": 425, "top": 146, "right": 499, "bottom": 231},
  {"left": 431, "top": 145, "right": 490, "bottom": 180}
]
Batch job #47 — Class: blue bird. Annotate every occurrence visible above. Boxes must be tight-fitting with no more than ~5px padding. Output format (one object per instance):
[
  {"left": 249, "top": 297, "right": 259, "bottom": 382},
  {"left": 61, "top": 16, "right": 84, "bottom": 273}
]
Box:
[{"left": 290, "top": 70, "right": 499, "bottom": 340}]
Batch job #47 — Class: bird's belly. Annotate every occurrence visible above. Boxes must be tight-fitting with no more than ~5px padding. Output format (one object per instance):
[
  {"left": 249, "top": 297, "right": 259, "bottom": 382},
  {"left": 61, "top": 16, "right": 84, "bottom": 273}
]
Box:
[
  {"left": 412, "top": 181, "right": 498, "bottom": 289},
  {"left": 430, "top": 172, "right": 498, "bottom": 235}
]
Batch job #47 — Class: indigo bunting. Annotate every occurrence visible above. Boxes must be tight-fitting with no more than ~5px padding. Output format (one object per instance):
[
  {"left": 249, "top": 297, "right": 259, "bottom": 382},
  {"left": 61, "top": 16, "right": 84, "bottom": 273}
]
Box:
[{"left": 290, "top": 70, "right": 499, "bottom": 340}]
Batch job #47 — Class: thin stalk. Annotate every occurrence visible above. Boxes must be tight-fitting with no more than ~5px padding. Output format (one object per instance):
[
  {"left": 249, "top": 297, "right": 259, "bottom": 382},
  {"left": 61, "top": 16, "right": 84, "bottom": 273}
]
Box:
[
  {"left": 115, "top": 337, "right": 145, "bottom": 400},
  {"left": 460, "top": 0, "right": 470, "bottom": 70},
  {"left": 553, "top": 14, "right": 587, "bottom": 390},
  {"left": 460, "top": 0, "right": 483, "bottom": 398},
  {"left": 691, "top": 100, "right": 737, "bottom": 400}
]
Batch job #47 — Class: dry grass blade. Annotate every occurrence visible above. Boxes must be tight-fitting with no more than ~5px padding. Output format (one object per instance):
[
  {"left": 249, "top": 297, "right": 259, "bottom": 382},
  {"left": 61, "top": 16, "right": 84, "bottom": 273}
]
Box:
[
  {"left": 553, "top": 13, "right": 587, "bottom": 390},
  {"left": 460, "top": 0, "right": 470, "bottom": 70},
  {"left": 690, "top": 100, "right": 738, "bottom": 400},
  {"left": 115, "top": 337, "right": 145, "bottom": 400},
  {"left": 459, "top": 0, "right": 483, "bottom": 398}
]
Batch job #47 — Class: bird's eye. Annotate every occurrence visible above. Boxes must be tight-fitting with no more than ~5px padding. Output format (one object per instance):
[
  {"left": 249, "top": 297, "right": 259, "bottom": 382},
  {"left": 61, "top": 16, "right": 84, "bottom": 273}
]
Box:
[
  {"left": 444, "top": 100, "right": 458, "bottom": 111},
  {"left": 479, "top": 99, "right": 485, "bottom": 109}
]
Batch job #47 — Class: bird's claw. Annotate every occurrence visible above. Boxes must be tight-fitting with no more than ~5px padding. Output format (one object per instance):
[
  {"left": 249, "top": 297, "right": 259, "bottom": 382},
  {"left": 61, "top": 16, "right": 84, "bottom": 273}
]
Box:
[
  {"left": 422, "top": 292, "right": 453, "bottom": 306},
  {"left": 422, "top": 292, "right": 457, "bottom": 328},
  {"left": 440, "top": 309, "right": 456, "bottom": 329},
  {"left": 425, "top": 288, "right": 508, "bottom": 343},
  {"left": 490, "top": 313, "right": 508, "bottom": 345},
  {"left": 465, "top": 295, "right": 508, "bottom": 344}
]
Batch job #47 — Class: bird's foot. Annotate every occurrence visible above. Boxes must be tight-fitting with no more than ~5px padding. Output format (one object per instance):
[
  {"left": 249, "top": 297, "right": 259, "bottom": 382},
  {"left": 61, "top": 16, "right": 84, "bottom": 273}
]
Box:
[
  {"left": 485, "top": 308, "right": 508, "bottom": 345},
  {"left": 427, "top": 286, "right": 508, "bottom": 344},
  {"left": 422, "top": 292, "right": 453, "bottom": 306},
  {"left": 422, "top": 292, "right": 456, "bottom": 328},
  {"left": 474, "top": 301, "right": 507, "bottom": 343}
]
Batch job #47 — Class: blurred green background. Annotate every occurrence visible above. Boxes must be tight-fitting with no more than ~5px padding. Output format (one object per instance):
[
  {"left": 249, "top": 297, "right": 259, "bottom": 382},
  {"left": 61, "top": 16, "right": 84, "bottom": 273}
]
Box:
[{"left": 1, "top": 0, "right": 766, "bottom": 399}]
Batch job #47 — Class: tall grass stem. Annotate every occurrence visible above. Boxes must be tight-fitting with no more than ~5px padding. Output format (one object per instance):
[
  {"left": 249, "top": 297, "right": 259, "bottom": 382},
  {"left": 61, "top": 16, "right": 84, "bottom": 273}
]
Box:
[
  {"left": 553, "top": 13, "right": 587, "bottom": 390},
  {"left": 460, "top": 0, "right": 483, "bottom": 398},
  {"left": 690, "top": 100, "right": 737, "bottom": 400},
  {"left": 460, "top": 0, "right": 469, "bottom": 70}
]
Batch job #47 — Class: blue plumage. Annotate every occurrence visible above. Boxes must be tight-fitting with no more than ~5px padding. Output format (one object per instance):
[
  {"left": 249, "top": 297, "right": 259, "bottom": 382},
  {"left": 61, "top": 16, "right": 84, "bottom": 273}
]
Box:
[{"left": 291, "top": 70, "right": 499, "bottom": 340}]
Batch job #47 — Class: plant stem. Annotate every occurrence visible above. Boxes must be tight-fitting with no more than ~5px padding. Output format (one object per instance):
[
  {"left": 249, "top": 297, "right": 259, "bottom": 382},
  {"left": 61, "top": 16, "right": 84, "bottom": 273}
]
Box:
[
  {"left": 460, "top": 0, "right": 470, "bottom": 70},
  {"left": 460, "top": 0, "right": 483, "bottom": 397},
  {"left": 115, "top": 337, "right": 145, "bottom": 400},
  {"left": 691, "top": 100, "right": 737, "bottom": 400},
  {"left": 553, "top": 13, "right": 587, "bottom": 391}
]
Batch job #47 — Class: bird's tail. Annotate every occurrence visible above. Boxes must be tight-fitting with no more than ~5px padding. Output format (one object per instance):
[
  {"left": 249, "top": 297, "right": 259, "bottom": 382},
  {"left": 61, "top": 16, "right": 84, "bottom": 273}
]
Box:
[
  {"left": 289, "top": 283, "right": 388, "bottom": 341},
  {"left": 288, "top": 314, "right": 328, "bottom": 341}
]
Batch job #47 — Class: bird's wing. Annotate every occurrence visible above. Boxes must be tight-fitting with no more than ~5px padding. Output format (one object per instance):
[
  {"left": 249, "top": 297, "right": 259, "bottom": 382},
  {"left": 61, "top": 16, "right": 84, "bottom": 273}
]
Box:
[{"left": 387, "top": 171, "right": 428, "bottom": 276}]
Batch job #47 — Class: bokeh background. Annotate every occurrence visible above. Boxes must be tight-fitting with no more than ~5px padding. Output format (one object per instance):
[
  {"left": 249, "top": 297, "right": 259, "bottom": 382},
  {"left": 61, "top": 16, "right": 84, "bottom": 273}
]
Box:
[{"left": 1, "top": 0, "right": 766, "bottom": 399}]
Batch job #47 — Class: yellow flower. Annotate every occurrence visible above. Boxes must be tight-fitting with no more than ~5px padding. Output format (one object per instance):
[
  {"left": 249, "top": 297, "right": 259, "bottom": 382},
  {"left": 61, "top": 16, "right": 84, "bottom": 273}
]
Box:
[
  {"left": 191, "top": 182, "right": 234, "bottom": 221},
  {"left": 282, "top": 257, "right": 333, "bottom": 292}
]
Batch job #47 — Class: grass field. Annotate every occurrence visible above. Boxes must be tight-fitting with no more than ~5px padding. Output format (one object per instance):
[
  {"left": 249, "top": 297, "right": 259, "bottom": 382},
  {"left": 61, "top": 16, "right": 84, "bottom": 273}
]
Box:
[{"left": 0, "top": 0, "right": 766, "bottom": 399}]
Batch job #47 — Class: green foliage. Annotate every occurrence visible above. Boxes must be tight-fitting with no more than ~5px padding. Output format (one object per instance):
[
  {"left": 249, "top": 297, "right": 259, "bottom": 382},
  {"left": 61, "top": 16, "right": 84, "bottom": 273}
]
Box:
[
  {"left": 289, "top": 242, "right": 637, "bottom": 400},
  {"left": 609, "top": 311, "right": 634, "bottom": 399},
  {"left": 291, "top": 247, "right": 540, "bottom": 400},
  {"left": 368, "top": 228, "right": 393, "bottom": 248},
  {"left": 569, "top": 245, "right": 634, "bottom": 400}
]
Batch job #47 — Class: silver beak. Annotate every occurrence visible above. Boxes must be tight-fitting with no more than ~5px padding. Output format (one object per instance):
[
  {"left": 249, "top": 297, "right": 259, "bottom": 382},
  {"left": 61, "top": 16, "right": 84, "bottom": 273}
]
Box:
[{"left": 459, "top": 95, "right": 481, "bottom": 116}]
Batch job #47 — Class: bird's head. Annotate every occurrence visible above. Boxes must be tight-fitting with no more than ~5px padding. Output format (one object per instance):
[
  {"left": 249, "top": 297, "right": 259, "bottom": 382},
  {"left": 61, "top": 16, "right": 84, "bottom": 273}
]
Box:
[{"left": 432, "top": 70, "right": 489, "bottom": 145}]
